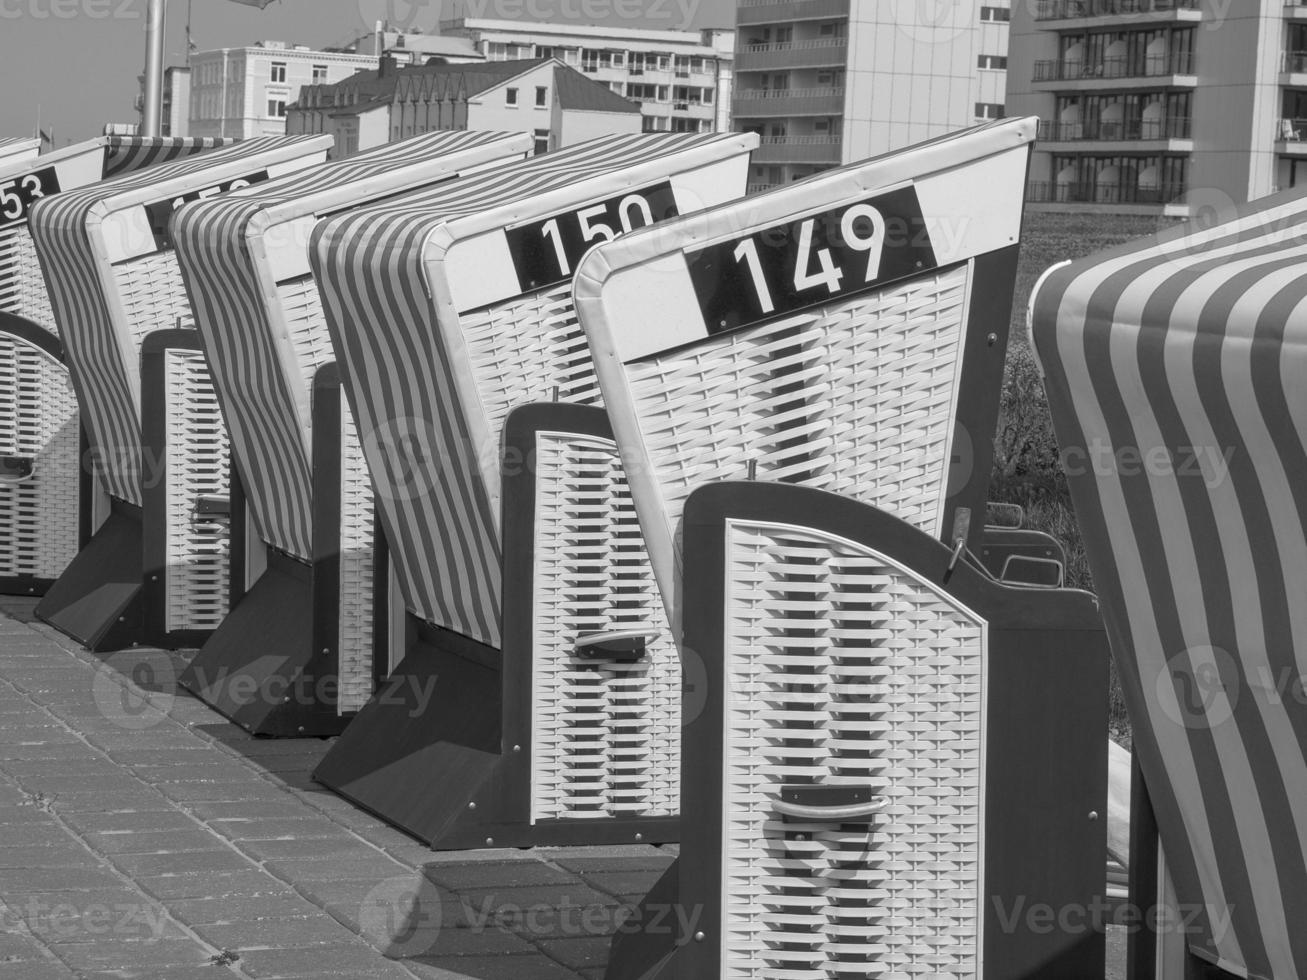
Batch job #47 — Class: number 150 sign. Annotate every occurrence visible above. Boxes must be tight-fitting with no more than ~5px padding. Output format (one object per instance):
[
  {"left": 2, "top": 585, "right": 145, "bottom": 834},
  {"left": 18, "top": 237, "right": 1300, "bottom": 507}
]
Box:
[{"left": 686, "top": 185, "right": 939, "bottom": 336}]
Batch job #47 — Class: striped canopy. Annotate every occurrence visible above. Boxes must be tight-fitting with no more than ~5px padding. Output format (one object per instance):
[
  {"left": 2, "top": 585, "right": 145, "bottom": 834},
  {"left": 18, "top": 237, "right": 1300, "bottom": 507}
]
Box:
[
  {"left": 1031, "top": 193, "right": 1307, "bottom": 979},
  {"left": 100, "top": 135, "right": 233, "bottom": 178},
  {"left": 28, "top": 135, "right": 330, "bottom": 505},
  {"left": 309, "top": 132, "right": 754, "bottom": 646},
  {"left": 173, "top": 130, "right": 531, "bottom": 561}
]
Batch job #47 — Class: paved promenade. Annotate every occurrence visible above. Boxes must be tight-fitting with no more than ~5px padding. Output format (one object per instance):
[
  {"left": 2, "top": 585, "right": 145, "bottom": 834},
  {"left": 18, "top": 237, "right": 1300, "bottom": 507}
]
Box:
[{"left": 0, "top": 599, "right": 671, "bottom": 980}]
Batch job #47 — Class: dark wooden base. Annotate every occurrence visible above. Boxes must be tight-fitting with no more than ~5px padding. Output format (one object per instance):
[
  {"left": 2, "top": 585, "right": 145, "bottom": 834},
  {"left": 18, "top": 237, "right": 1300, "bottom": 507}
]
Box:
[{"left": 35, "top": 501, "right": 142, "bottom": 652}]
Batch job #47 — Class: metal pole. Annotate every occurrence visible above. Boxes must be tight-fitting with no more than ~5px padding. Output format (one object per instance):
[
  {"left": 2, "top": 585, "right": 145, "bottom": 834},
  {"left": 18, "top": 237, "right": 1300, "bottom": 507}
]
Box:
[{"left": 142, "top": 0, "right": 167, "bottom": 137}]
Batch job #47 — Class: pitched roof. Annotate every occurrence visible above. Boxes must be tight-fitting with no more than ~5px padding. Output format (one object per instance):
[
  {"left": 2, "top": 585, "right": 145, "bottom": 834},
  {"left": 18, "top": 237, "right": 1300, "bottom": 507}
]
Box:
[{"left": 552, "top": 64, "right": 641, "bottom": 114}]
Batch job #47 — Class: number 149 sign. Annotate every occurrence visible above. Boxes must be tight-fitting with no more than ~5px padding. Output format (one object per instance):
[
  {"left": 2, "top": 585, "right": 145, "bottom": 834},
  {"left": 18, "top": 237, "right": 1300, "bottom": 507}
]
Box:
[{"left": 686, "top": 185, "right": 939, "bottom": 336}]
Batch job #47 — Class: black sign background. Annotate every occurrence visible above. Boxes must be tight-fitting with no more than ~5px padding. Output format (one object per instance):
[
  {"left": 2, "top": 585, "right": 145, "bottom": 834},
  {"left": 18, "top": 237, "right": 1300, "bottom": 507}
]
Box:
[
  {"left": 685, "top": 185, "right": 939, "bottom": 336},
  {"left": 144, "top": 170, "right": 270, "bottom": 250},
  {"left": 506, "top": 181, "right": 678, "bottom": 294},
  {"left": 0, "top": 166, "right": 61, "bottom": 230}
]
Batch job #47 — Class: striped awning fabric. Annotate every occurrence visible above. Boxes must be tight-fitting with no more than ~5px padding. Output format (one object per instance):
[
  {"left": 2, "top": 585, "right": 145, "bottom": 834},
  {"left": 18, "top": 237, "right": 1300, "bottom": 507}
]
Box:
[
  {"left": 309, "top": 132, "right": 752, "bottom": 645},
  {"left": 101, "top": 136, "right": 234, "bottom": 178},
  {"left": 28, "top": 135, "right": 330, "bottom": 505},
  {"left": 174, "top": 130, "right": 530, "bottom": 560},
  {"left": 1031, "top": 193, "right": 1307, "bottom": 979}
]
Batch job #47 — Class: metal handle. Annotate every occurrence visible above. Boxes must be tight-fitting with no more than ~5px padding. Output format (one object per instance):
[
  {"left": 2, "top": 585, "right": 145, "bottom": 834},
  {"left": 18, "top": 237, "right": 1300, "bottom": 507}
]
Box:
[
  {"left": 775, "top": 785, "right": 885, "bottom": 822},
  {"left": 575, "top": 629, "right": 657, "bottom": 663},
  {"left": 0, "top": 455, "right": 34, "bottom": 483},
  {"left": 191, "top": 494, "right": 230, "bottom": 522}
]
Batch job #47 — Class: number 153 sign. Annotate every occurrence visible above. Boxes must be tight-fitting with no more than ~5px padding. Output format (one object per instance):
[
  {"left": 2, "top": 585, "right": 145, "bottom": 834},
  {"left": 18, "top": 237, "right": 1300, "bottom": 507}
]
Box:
[{"left": 686, "top": 185, "right": 939, "bottom": 336}]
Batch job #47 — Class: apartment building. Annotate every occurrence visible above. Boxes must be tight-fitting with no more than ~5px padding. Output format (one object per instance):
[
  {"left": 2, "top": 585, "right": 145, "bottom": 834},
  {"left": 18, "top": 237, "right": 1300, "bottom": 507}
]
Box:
[
  {"left": 188, "top": 41, "right": 377, "bottom": 138},
  {"left": 437, "top": 17, "right": 735, "bottom": 134},
  {"left": 135, "top": 66, "right": 191, "bottom": 137},
  {"left": 1009, "top": 0, "right": 1307, "bottom": 216},
  {"left": 287, "top": 58, "right": 642, "bottom": 158},
  {"left": 734, "top": 0, "right": 1011, "bottom": 192}
]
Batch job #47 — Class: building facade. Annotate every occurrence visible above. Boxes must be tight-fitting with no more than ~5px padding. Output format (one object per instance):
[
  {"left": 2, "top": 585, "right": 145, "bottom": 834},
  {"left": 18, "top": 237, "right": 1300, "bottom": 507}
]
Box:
[
  {"left": 134, "top": 66, "right": 191, "bottom": 137},
  {"left": 734, "top": 0, "right": 1010, "bottom": 192},
  {"left": 437, "top": 17, "right": 735, "bottom": 134},
  {"left": 188, "top": 42, "right": 377, "bottom": 139},
  {"left": 287, "top": 58, "right": 643, "bottom": 159},
  {"left": 1009, "top": 0, "right": 1306, "bottom": 216}
]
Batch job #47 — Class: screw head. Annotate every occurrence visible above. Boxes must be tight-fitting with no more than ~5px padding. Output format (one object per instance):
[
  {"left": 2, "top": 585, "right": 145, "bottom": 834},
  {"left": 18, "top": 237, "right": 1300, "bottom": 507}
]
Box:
[
  {"left": 634, "top": 833, "right": 643, "bottom": 842},
  {"left": 694, "top": 931, "right": 705, "bottom": 942},
  {"left": 1088, "top": 811, "right": 1099, "bottom": 821},
  {"left": 485, "top": 837, "right": 494, "bottom": 846},
  {"left": 468, "top": 802, "right": 477, "bottom": 811}
]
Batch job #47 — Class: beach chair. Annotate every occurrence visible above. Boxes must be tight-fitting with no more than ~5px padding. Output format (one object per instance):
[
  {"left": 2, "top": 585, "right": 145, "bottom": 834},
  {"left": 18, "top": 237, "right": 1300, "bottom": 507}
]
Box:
[
  {"left": 28, "top": 136, "right": 331, "bottom": 652},
  {"left": 575, "top": 120, "right": 1111, "bottom": 979},
  {"left": 1, "top": 136, "right": 230, "bottom": 597},
  {"left": 308, "top": 132, "right": 757, "bottom": 849},
  {"left": 1031, "top": 191, "right": 1307, "bottom": 979},
  {"left": 0, "top": 137, "right": 40, "bottom": 168},
  {"left": 170, "top": 130, "right": 532, "bottom": 736}
]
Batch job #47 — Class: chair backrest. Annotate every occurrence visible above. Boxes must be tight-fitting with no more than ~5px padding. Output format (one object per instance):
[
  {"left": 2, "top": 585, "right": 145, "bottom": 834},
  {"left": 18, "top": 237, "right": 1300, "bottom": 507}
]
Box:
[
  {"left": 27, "top": 135, "right": 331, "bottom": 506},
  {"left": 575, "top": 119, "right": 1035, "bottom": 620},
  {"left": 1, "top": 136, "right": 230, "bottom": 333},
  {"left": 1031, "top": 192, "right": 1307, "bottom": 979},
  {"left": 309, "top": 132, "right": 756, "bottom": 648},
  {"left": 0, "top": 137, "right": 40, "bottom": 168},
  {"left": 173, "top": 130, "right": 531, "bottom": 562}
]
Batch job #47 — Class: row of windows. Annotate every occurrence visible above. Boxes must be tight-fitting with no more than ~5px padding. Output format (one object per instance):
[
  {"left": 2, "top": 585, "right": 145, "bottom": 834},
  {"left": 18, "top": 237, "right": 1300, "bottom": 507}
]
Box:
[
  {"left": 505, "top": 86, "right": 549, "bottom": 107},
  {"left": 269, "top": 61, "right": 329, "bottom": 84},
  {"left": 622, "top": 83, "right": 714, "bottom": 104},
  {"left": 485, "top": 41, "right": 716, "bottom": 74}
]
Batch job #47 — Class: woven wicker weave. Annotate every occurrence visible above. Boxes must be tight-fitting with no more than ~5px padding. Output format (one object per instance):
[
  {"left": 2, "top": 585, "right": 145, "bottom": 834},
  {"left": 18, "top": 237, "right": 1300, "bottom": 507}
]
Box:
[
  {"left": 624, "top": 265, "right": 970, "bottom": 547},
  {"left": 0, "top": 226, "right": 57, "bottom": 331},
  {"left": 0, "top": 335, "right": 80, "bottom": 581},
  {"left": 721, "top": 519, "right": 985, "bottom": 979},
  {"left": 162, "top": 348, "right": 230, "bottom": 633},
  {"left": 529, "top": 432, "right": 678, "bottom": 821},
  {"left": 336, "top": 392, "right": 378, "bottom": 714}
]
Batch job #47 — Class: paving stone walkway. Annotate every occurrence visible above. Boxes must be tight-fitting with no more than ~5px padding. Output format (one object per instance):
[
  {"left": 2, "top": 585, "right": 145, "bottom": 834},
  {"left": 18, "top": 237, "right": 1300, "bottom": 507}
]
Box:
[{"left": 0, "top": 600, "right": 672, "bottom": 980}]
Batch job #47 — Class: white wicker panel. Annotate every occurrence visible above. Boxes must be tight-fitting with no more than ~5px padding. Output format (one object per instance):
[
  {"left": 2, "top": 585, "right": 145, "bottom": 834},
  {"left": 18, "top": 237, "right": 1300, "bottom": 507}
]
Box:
[
  {"left": 163, "top": 348, "right": 230, "bottom": 632},
  {"left": 0, "top": 335, "right": 80, "bottom": 580},
  {"left": 530, "top": 433, "right": 679, "bottom": 822},
  {"left": 337, "top": 390, "right": 378, "bottom": 715},
  {"left": 626, "top": 266, "right": 970, "bottom": 541},
  {"left": 0, "top": 225, "right": 56, "bottom": 331},
  {"left": 722, "top": 520, "right": 986, "bottom": 980},
  {"left": 117, "top": 251, "right": 195, "bottom": 340},
  {"left": 461, "top": 283, "right": 602, "bottom": 442}
]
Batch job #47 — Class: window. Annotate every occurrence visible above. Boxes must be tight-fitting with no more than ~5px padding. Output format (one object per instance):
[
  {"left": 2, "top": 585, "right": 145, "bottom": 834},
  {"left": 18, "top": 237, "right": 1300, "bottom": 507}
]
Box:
[
  {"left": 978, "top": 54, "right": 1008, "bottom": 70},
  {"left": 975, "top": 102, "right": 1006, "bottom": 119},
  {"left": 266, "top": 98, "right": 287, "bottom": 118},
  {"left": 535, "top": 86, "right": 548, "bottom": 107},
  {"left": 534, "top": 128, "right": 550, "bottom": 155},
  {"left": 506, "top": 87, "right": 519, "bottom": 106},
  {"left": 270, "top": 62, "right": 286, "bottom": 83},
  {"left": 312, "top": 64, "right": 328, "bottom": 83},
  {"left": 980, "top": 6, "right": 1010, "bottom": 21},
  {"left": 671, "top": 117, "right": 701, "bottom": 133}
]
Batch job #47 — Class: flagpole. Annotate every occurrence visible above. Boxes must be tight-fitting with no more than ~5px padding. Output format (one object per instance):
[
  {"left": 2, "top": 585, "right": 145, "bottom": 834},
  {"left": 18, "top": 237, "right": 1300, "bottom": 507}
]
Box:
[{"left": 142, "top": 0, "right": 166, "bottom": 137}]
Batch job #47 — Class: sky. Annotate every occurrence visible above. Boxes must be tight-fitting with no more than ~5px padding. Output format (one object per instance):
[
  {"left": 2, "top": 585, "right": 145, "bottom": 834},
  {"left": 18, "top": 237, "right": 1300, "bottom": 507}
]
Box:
[{"left": 0, "top": 0, "right": 736, "bottom": 143}]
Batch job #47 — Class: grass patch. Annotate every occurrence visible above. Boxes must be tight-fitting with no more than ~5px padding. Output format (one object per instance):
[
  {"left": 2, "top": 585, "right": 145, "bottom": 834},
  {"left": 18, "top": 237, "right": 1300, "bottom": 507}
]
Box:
[{"left": 990, "top": 210, "right": 1170, "bottom": 744}]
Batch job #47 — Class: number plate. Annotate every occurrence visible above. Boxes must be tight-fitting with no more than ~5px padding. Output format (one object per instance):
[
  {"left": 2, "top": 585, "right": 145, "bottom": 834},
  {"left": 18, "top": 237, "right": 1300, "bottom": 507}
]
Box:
[
  {"left": 506, "top": 181, "right": 678, "bottom": 294},
  {"left": 144, "top": 170, "right": 270, "bottom": 250},
  {"left": 0, "top": 167, "right": 61, "bottom": 229},
  {"left": 685, "top": 185, "right": 938, "bottom": 336}
]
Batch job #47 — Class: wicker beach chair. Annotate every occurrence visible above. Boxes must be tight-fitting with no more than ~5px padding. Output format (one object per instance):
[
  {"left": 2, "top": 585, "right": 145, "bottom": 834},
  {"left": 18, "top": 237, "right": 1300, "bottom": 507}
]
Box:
[
  {"left": 27, "top": 136, "right": 331, "bottom": 652},
  {"left": 1, "top": 136, "right": 231, "bottom": 598},
  {"left": 1031, "top": 191, "right": 1307, "bottom": 980},
  {"left": 307, "top": 132, "right": 757, "bottom": 849},
  {"left": 0, "top": 137, "right": 40, "bottom": 168},
  {"left": 171, "top": 130, "right": 531, "bottom": 736},
  {"left": 575, "top": 120, "right": 1111, "bottom": 979}
]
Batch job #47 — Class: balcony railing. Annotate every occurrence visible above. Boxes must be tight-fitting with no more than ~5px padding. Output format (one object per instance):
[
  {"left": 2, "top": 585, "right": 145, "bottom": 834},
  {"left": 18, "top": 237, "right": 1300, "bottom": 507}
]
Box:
[
  {"left": 1035, "top": 0, "right": 1199, "bottom": 19},
  {"left": 1038, "top": 116, "right": 1192, "bottom": 140},
  {"left": 1277, "top": 118, "right": 1307, "bottom": 141},
  {"left": 738, "top": 37, "right": 848, "bottom": 70},
  {"left": 1027, "top": 180, "right": 1187, "bottom": 205},
  {"left": 753, "top": 134, "right": 843, "bottom": 164},
  {"left": 737, "top": 0, "right": 850, "bottom": 25},
  {"left": 735, "top": 87, "right": 845, "bottom": 116},
  {"left": 1033, "top": 52, "right": 1195, "bottom": 81},
  {"left": 1285, "top": 51, "right": 1307, "bottom": 72}
]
